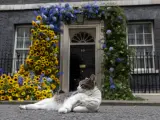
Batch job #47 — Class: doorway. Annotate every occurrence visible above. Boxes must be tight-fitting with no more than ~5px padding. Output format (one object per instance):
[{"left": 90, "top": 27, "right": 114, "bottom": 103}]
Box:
[{"left": 69, "top": 28, "right": 96, "bottom": 91}]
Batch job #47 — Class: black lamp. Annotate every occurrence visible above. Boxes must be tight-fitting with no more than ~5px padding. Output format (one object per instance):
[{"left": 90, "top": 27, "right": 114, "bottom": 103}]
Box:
[{"left": 76, "top": 12, "right": 84, "bottom": 24}]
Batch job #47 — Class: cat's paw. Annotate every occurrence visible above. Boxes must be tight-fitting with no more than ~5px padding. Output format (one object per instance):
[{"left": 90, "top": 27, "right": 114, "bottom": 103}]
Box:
[
  {"left": 19, "top": 105, "right": 27, "bottom": 110},
  {"left": 58, "top": 108, "right": 68, "bottom": 114}
]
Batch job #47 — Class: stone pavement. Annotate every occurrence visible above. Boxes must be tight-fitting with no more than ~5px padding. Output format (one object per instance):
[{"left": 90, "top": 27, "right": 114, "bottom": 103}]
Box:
[{"left": 1, "top": 105, "right": 160, "bottom": 120}]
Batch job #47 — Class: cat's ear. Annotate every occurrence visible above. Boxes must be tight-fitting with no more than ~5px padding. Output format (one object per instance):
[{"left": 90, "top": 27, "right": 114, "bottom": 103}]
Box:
[{"left": 90, "top": 74, "right": 95, "bottom": 81}]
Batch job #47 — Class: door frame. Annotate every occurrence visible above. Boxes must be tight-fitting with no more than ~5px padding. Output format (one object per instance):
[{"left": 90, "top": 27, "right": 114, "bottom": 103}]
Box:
[{"left": 60, "top": 22, "right": 103, "bottom": 92}]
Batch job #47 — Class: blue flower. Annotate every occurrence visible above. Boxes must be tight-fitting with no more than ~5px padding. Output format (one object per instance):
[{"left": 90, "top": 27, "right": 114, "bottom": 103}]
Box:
[
  {"left": 18, "top": 76, "right": 23, "bottom": 86},
  {"left": 40, "top": 7, "right": 48, "bottom": 15},
  {"left": 109, "top": 67, "right": 114, "bottom": 72},
  {"left": 57, "top": 72, "right": 64, "bottom": 76},
  {"left": 0, "top": 68, "right": 3, "bottom": 76},
  {"left": 65, "top": 3, "right": 70, "bottom": 8},
  {"left": 102, "top": 44, "right": 106, "bottom": 49},
  {"left": 52, "top": 43, "right": 56, "bottom": 47},
  {"left": 109, "top": 47, "right": 113, "bottom": 51},
  {"left": 106, "top": 29, "right": 112, "bottom": 35},
  {"left": 42, "top": 13, "right": 47, "bottom": 20},
  {"left": 46, "top": 77, "right": 52, "bottom": 82},
  {"left": 109, "top": 76, "right": 113, "bottom": 84},
  {"left": 29, "top": 71, "right": 34, "bottom": 79},
  {"left": 109, "top": 76, "right": 116, "bottom": 89},
  {"left": 52, "top": 16, "right": 57, "bottom": 22},
  {"left": 116, "top": 58, "right": 124, "bottom": 62},
  {"left": 39, "top": 73, "right": 45, "bottom": 83},
  {"left": 110, "top": 84, "right": 116, "bottom": 89},
  {"left": 36, "top": 20, "right": 41, "bottom": 24},
  {"left": 49, "top": 24, "right": 54, "bottom": 29}
]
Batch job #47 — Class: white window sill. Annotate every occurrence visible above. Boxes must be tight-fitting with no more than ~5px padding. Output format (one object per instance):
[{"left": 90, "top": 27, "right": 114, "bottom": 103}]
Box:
[{"left": 131, "top": 69, "right": 159, "bottom": 74}]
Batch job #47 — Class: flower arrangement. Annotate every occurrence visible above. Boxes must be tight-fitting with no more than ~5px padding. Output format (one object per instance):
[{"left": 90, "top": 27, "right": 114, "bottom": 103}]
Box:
[
  {"left": 0, "top": 14, "right": 60, "bottom": 101},
  {"left": 0, "top": 2, "right": 135, "bottom": 101}
]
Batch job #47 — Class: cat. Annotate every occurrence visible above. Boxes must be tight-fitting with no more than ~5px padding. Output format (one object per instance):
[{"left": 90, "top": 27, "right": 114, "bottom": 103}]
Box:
[{"left": 19, "top": 74, "right": 102, "bottom": 113}]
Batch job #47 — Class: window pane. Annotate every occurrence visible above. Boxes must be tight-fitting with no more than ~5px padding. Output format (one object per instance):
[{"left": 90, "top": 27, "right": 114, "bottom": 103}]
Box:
[
  {"left": 24, "top": 38, "right": 31, "bottom": 48},
  {"left": 17, "top": 27, "right": 25, "bottom": 37},
  {"left": 144, "top": 24, "right": 151, "bottom": 33},
  {"left": 136, "top": 25, "right": 143, "bottom": 33},
  {"left": 16, "top": 37, "right": 23, "bottom": 48},
  {"left": 136, "top": 33, "right": 144, "bottom": 44},
  {"left": 128, "top": 25, "right": 135, "bottom": 34},
  {"left": 128, "top": 34, "right": 135, "bottom": 45},
  {"left": 15, "top": 50, "right": 28, "bottom": 59},
  {"left": 25, "top": 28, "right": 31, "bottom": 37},
  {"left": 145, "top": 34, "right": 152, "bottom": 44}
]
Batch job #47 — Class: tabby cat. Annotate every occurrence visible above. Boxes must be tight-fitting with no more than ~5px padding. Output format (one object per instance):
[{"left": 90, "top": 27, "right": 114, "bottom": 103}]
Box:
[{"left": 19, "top": 74, "right": 102, "bottom": 113}]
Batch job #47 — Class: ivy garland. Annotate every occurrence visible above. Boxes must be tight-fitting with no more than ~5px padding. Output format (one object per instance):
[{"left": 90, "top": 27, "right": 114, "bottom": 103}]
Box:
[{"left": 32, "top": 2, "right": 135, "bottom": 100}]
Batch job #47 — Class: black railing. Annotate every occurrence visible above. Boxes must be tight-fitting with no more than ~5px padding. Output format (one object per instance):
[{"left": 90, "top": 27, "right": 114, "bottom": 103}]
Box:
[
  {"left": 0, "top": 51, "right": 160, "bottom": 93},
  {"left": 129, "top": 52, "right": 160, "bottom": 93}
]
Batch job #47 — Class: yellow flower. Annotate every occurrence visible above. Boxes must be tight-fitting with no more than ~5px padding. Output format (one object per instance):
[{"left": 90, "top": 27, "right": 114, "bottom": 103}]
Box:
[
  {"left": 45, "top": 51, "right": 49, "bottom": 56},
  {"left": 7, "top": 89, "right": 12, "bottom": 93},
  {"left": 46, "top": 69, "right": 52, "bottom": 74},
  {"left": 21, "top": 91, "right": 26, "bottom": 96},
  {"left": 1, "top": 74, "right": 7, "bottom": 79},
  {"left": 55, "top": 60, "right": 59, "bottom": 65},
  {"left": 1, "top": 96, "right": 5, "bottom": 100},
  {"left": 23, "top": 82, "right": 27, "bottom": 86},
  {"left": 35, "top": 91, "right": 41, "bottom": 96},
  {"left": 34, "top": 40, "right": 39, "bottom": 45},
  {"left": 32, "top": 21, "right": 38, "bottom": 27},
  {"left": 46, "top": 43, "right": 51, "bottom": 47},
  {"left": 50, "top": 75, "right": 55, "bottom": 80},
  {"left": 8, "top": 96, "right": 13, "bottom": 101},
  {"left": 0, "top": 80, "right": 4, "bottom": 85},
  {"left": 8, "top": 79, "right": 14, "bottom": 85},
  {"left": 35, "top": 66, "right": 40, "bottom": 71},
  {"left": 12, "top": 88, "right": 16, "bottom": 93},
  {"left": 51, "top": 84, "right": 56, "bottom": 90},
  {"left": 40, "top": 25, "right": 45, "bottom": 29},
  {"left": 36, "top": 15, "right": 42, "bottom": 20},
  {"left": 34, "top": 86, "right": 38, "bottom": 92},
  {"left": 31, "top": 29, "right": 35, "bottom": 33},
  {"left": 14, "top": 84, "right": 19, "bottom": 88},
  {"left": 0, "top": 90, "right": 4, "bottom": 94},
  {"left": 18, "top": 98, "right": 24, "bottom": 102},
  {"left": 7, "top": 76, "right": 11, "bottom": 79},
  {"left": 16, "top": 93, "right": 19, "bottom": 97},
  {"left": 41, "top": 70, "right": 45, "bottom": 75},
  {"left": 13, "top": 77, "right": 18, "bottom": 83},
  {"left": 45, "top": 62, "right": 49, "bottom": 66},
  {"left": 25, "top": 95, "right": 30, "bottom": 100}
]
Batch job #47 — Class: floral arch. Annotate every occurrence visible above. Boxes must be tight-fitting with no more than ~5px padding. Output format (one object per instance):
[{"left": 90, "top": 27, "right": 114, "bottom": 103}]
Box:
[{"left": 0, "top": 2, "right": 135, "bottom": 101}]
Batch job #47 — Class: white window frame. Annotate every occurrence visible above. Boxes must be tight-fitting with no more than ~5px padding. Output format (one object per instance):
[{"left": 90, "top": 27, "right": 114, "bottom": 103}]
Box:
[
  {"left": 12, "top": 25, "right": 32, "bottom": 73},
  {"left": 127, "top": 22, "right": 158, "bottom": 74}
]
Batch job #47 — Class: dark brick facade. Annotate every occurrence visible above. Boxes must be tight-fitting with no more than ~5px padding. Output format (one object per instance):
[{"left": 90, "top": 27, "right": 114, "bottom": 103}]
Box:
[
  {"left": 0, "top": 0, "right": 92, "bottom": 5},
  {"left": 0, "top": 10, "right": 34, "bottom": 52},
  {"left": 0, "top": 5, "right": 160, "bottom": 52}
]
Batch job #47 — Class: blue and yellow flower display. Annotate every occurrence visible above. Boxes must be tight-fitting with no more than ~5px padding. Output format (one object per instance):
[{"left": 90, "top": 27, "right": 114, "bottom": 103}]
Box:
[{"left": 0, "top": 2, "right": 135, "bottom": 101}]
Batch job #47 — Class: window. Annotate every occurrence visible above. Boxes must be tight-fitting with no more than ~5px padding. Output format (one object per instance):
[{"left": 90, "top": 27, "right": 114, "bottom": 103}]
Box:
[
  {"left": 127, "top": 22, "right": 155, "bottom": 72},
  {"left": 13, "top": 25, "right": 32, "bottom": 72}
]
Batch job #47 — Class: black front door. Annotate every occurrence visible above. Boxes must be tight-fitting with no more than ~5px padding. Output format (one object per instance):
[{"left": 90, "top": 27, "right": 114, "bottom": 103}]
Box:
[{"left": 70, "top": 45, "right": 95, "bottom": 91}]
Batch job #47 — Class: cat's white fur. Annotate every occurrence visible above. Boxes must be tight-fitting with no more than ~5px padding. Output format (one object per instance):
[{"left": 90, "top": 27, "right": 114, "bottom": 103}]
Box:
[{"left": 19, "top": 76, "right": 101, "bottom": 113}]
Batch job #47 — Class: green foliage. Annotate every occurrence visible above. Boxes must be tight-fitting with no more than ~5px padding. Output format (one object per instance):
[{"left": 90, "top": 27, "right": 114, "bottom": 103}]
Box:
[{"left": 101, "top": 6, "right": 135, "bottom": 100}]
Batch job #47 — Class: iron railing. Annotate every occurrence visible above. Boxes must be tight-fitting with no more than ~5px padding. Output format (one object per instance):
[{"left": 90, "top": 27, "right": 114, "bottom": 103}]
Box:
[
  {"left": 0, "top": 51, "right": 160, "bottom": 93},
  {"left": 129, "top": 52, "right": 160, "bottom": 93}
]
